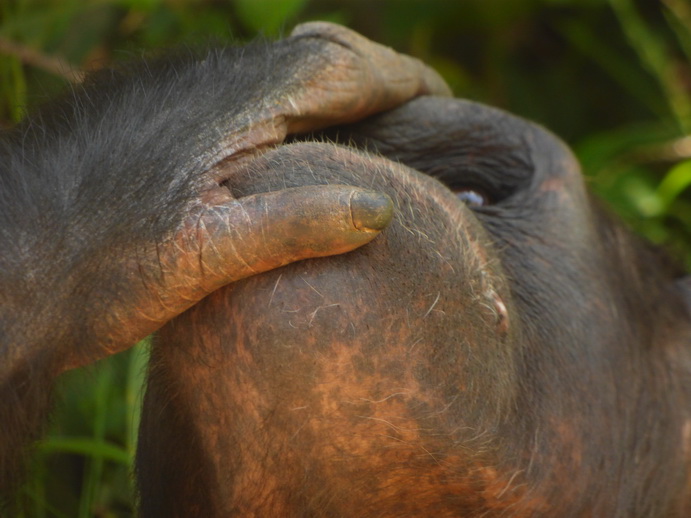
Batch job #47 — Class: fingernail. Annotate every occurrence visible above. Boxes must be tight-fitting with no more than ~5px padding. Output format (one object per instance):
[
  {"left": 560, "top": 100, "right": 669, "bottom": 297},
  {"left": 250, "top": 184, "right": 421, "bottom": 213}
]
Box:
[{"left": 350, "top": 191, "right": 394, "bottom": 231}]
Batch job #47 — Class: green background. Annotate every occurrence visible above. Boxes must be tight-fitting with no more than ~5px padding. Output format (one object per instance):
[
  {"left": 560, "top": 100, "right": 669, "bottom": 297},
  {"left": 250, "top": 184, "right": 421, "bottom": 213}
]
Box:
[{"left": 1, "top": 0, "right": 689, "bottom": 516}]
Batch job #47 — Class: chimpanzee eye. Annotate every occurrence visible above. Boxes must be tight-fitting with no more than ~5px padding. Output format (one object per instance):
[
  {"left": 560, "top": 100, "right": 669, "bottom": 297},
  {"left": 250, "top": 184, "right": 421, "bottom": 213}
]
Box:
[{"left": 454, "top": 188, "right": 489, "bottom": 207}]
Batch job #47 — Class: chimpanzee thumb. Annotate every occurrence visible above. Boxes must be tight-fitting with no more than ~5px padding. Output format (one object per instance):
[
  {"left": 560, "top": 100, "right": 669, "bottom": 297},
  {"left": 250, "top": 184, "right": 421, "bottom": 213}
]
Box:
[{"left": 72, "top": 185, "right": 392, "bottom": 370}]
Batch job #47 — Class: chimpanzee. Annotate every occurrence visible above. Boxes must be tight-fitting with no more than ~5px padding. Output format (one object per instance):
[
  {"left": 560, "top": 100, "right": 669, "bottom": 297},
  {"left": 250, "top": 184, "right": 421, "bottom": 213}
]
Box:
[{"left": 1, "top": 21, "right": 689, "bottom": 517}]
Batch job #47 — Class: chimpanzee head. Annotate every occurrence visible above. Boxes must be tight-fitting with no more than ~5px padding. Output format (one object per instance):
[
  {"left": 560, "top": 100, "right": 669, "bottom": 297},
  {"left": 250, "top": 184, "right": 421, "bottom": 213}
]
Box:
[{"left": 138, "top": 97, "right": 691, "bottom": 517}]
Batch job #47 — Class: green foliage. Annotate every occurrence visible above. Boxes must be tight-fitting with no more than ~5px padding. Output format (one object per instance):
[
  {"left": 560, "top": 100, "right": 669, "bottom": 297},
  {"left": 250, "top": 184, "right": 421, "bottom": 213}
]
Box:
[
  {"left": 1, "top": 0, "right": 689, "bottom": 515},
  {"left": 659, "top": 159, "right": 691, "bottom": 211},
  {"left": 18, "top": 341, "right": 149, "bottom": 517},
  {"left": 235, "top": 0, "right": 308, "bottom": 36}
]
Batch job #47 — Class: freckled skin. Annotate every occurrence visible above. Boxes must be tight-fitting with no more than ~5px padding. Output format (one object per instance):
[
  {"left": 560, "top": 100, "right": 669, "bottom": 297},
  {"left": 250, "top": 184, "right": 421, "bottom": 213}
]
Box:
[
  {"left": 0, "top": 21, "right": 688, "bottom": 516},
  {"left": 140, "top": 99, "right": 690, "bottom": 517},
  {"left": 0, "top": 22, "right": 449, "bottom": 508},
  {"left": 141, "top": 143, "right": 521, "bottom": 516}
]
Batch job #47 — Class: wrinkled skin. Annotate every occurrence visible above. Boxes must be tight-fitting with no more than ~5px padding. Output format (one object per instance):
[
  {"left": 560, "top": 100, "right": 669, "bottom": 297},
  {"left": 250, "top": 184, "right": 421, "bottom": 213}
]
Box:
[
  {"left": 141, "top": 100, "right": 691, "bottom": 516},
  {"left": 0, "top": 22, "right": 448, "bottom": 504},
  {"left": 0, "top": 21, "right": 689, "bottom": 517}
]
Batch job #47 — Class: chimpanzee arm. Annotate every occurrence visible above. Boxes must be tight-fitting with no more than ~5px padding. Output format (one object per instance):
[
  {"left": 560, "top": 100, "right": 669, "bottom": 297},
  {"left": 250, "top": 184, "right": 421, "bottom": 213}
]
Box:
[{"left": 0, "top": 22, "right": 449, "bottom": 497}]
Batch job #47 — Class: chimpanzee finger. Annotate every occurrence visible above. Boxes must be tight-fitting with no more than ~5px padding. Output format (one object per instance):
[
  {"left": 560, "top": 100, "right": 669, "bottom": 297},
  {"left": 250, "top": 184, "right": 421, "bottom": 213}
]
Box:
[
  {"left": 284, "top": 22, "right": 451, "bottom": 133},
  {"left": 207, "top": 23, "right": 451, "bottom": 164},
  {"left": 78, "top": 185, "right": 392, "bottom": 369},
  {"left": 191, "top": 185, "right": 393, "bottom": 291}
]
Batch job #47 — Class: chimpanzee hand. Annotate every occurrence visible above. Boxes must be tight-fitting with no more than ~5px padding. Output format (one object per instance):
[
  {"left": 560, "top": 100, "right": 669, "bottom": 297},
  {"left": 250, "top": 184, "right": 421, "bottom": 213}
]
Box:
[
  {"left": 0, "top": 22, "right": 448, "bottom": 372},
  {"left": 0, "top": 22, "right": 448, "bottom": 496}
]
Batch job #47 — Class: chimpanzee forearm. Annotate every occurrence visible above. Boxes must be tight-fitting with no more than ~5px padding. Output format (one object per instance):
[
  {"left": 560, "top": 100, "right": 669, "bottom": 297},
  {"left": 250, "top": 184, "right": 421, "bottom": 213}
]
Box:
[{"left": 0, "top": 23, "right": 449, "bottom": 501}]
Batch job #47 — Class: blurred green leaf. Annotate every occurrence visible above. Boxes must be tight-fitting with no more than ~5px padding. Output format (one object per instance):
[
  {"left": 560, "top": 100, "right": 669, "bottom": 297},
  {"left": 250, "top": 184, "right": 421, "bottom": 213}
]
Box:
[
  {"left": 0, "top": 56, "right": 27, "bottom": 123},
  {"left": 234, "top": 0, "right": 307, "bottom": 36},
  {"left": 658, "top": 159, "right": 691, "bottom": 209},
  {"left": 126, "top": 340, "right": 150, "bottom": 465},
  {"left": 609, "top": 0, "right": 691, "bottom": 133},
  {"left": 115, "top": 0, "right": 163, "bottom": 11},
  {"left": 37, "top": 437, "right": 130, "bottom": 466},
  {"left": 576, "top": 122, "right": 677, "bottom": 175},
  {"left": 560, "top": 18, "right": 666, "bottom": 119},
  {"left": 663, "top": 0, "right": 691, "bottom": 62}
]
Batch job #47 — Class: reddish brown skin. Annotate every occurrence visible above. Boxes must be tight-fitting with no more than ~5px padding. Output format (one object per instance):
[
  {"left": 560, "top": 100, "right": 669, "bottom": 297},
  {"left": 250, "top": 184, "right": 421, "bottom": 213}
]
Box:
[
  {"left": 0, "top": 23, "right": 449, "bottom": 504},
  {"left": 0, "top": 21, "right": 687, "bottom": 516},
  {"left": 140, "top": 144, "right": 521, "bottom": 516},
  {"left": 138, "top": 100, "right": 691, "bottom": 516}
]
